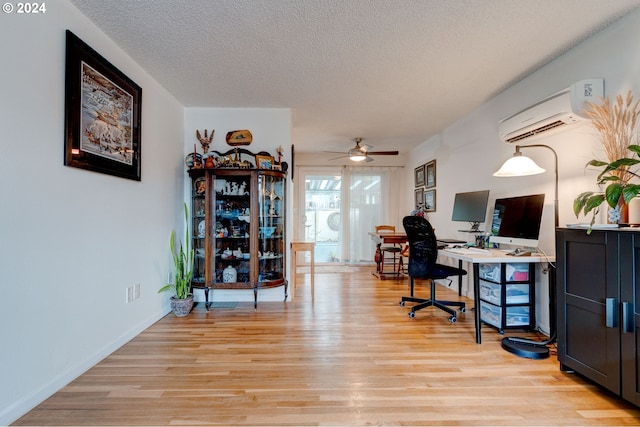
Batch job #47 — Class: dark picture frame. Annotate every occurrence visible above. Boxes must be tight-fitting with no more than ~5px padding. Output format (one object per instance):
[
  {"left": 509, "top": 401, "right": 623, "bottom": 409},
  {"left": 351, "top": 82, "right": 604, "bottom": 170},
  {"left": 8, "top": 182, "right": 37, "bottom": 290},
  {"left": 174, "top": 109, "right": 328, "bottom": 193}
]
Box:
[
  {"left": 414, "top": 164, "right": 425, "bottom": 187},
  {"left": 414, "top": 188, "right": 424, "bottom": 209},
  {"left": 424, "top": 189, "right": 436, "bottom": 212},
  {"left": 64, "top": 30, "right": 142, "bottom": 181},
  {"left": 290, "top": 144, "right": 295, "bottom": 181},
  {"left": 425, "top": 160, "right": 436, "bottom": 188}
]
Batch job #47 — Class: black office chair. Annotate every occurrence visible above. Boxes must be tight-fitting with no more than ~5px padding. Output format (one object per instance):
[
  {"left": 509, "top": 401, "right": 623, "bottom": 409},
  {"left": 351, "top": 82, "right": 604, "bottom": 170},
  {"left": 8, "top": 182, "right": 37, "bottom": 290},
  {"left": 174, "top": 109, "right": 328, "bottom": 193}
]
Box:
[{"left": 399, "top": 215, "right": 467, "bottom": 322}]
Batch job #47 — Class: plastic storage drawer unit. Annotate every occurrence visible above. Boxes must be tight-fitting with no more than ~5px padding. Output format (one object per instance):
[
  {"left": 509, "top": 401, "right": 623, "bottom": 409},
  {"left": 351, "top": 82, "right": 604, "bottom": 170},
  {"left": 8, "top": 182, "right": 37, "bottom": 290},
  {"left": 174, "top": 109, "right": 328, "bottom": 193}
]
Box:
[{"left": 478, "top": 262, "right": 535, "bottom": 333}]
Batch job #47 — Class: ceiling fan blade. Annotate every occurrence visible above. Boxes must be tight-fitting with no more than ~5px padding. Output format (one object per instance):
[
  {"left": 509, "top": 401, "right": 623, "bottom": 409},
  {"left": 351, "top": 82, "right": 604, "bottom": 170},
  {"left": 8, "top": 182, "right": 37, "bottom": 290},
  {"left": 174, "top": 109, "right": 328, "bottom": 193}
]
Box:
[
  {"left": 365, "top": 156, "right": 374, "bottom": 162},
  {"left": 329, "top": 154, "right": 348, "bottom": 161},
  {"left": 366, "top": 151, "right": 399, "bottom": 156}
]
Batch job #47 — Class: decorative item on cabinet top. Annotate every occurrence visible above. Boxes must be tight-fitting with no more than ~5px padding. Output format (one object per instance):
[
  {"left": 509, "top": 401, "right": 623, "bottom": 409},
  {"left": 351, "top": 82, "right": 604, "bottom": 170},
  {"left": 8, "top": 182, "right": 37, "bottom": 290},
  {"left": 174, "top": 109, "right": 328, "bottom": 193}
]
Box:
[
  {"left": 226, "top": 130, "right": 253, "bottom": 145},
  {"left": 196, "top": 129, "right": 214, "bottom": 153},
  {"left": 186, "top": 145, "right": 288, "bottom": 174},
  {"left": 188, "top": 126, "right": 290, "bottom": 172},
  {"left": 196, "top": 129, "right": 216, "bottom": 168}
]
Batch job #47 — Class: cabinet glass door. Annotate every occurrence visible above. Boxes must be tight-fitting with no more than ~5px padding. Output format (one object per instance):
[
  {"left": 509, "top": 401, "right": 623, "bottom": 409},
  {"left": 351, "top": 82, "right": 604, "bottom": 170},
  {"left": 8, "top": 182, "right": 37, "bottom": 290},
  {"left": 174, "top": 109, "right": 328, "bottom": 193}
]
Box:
[
  {"left": 258, "top": 173, "right": 285, "bottom": 284},
  {"left": 212, "top": 173, "right": 251, "bottom": 285},
  {"left": 191, "top": 173, "right": 206, "bottom": 286}
]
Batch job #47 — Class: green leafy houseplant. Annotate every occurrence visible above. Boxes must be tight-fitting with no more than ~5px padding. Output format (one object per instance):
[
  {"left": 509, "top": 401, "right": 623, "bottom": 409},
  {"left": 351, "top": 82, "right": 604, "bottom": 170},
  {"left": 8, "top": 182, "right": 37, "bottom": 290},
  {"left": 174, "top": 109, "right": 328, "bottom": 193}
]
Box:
[
  {"left": 158, "top": 203, "right": 194, "bottom": 300},
  {"left": 573, "top": 91, "right": 640, "bottom": 228},
  {"left": 574, "top": 145, "right": 640, "bottom": 226}
]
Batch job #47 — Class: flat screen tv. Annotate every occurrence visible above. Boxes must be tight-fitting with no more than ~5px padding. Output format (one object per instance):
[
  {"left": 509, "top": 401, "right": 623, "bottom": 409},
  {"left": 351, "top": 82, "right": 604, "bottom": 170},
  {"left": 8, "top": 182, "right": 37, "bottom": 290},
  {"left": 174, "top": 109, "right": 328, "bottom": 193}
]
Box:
[
  {"left": 451, "top": 190, "right": 490, "bottom": 232},
  {"left": 489, "top": 193, "right": 545, "bottom": 248}
]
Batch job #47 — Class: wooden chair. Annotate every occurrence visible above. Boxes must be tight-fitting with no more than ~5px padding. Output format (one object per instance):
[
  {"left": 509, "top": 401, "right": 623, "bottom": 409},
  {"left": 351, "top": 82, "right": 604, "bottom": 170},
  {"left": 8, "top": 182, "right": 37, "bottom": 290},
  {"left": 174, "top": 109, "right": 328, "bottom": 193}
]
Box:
[
  {"left": 399, "top": 243, "right": 409, "bottom": 274},
  {"left": 375, "top": 225, "right": 403, "bottom": 277}
]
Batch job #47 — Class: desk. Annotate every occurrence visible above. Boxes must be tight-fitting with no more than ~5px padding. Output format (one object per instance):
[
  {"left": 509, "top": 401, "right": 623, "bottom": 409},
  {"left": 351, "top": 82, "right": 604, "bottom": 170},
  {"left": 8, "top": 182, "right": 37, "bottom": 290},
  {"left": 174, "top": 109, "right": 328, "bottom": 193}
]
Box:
[
  {"left": 438, "top": 248, "right": 553, "bottom": 344},
  {"left": 368, "top": 231, "right": 407, "bottom": 280}
]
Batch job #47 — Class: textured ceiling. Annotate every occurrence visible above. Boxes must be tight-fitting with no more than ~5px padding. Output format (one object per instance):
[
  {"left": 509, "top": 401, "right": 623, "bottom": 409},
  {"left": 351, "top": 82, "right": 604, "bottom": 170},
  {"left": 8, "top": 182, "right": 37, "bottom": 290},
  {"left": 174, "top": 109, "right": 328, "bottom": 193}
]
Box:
[{"left": 70, "top": 0, "right": 640, "bottom": 155}]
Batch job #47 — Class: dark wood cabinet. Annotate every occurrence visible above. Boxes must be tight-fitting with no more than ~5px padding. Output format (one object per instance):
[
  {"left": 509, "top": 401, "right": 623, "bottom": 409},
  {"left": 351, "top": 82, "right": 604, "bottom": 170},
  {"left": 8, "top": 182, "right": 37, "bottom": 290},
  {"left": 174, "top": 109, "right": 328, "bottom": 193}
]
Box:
[
  {"left": 189, "top": 167, "right": 287, "bottom": 309},
  {"left": 556, "top": 228, "right": 640, "bottom": 406}
]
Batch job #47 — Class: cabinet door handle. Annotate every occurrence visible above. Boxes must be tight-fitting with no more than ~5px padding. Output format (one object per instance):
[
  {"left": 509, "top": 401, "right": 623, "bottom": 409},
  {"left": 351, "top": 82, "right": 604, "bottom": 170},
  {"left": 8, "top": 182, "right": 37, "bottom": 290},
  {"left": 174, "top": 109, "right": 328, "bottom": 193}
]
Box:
[
  {"left": 606, "top": 297, "right": 617, "bottom": 328},
  {"left": 621, "top": 301, "right": 634, "bottom": 333}
]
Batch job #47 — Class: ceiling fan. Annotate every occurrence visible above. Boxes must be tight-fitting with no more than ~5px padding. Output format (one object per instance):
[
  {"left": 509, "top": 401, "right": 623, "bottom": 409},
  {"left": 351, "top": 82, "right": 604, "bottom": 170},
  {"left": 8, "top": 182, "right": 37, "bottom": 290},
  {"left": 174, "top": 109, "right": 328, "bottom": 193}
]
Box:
[{"left": 327, "top": 137, "right": 399, "bottom": 162}]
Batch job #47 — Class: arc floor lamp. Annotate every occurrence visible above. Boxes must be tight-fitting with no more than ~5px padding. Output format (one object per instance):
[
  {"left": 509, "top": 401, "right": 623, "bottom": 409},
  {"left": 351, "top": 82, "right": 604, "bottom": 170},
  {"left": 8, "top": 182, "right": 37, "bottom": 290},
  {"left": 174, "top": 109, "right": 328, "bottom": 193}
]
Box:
[{"left": 493, "top": 143, "right": 558, "bottom": 359}]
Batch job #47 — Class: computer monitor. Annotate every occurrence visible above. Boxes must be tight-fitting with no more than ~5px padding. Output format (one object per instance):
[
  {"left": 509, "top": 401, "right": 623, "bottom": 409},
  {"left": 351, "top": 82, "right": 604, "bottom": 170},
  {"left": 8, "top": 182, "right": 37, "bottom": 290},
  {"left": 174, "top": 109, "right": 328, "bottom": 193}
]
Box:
[
  {"left": 451, "top": 190, "right": 490, "bottom": 232},
  {"left": 489, "top": 193, "right": 545, "bottom": 248}
]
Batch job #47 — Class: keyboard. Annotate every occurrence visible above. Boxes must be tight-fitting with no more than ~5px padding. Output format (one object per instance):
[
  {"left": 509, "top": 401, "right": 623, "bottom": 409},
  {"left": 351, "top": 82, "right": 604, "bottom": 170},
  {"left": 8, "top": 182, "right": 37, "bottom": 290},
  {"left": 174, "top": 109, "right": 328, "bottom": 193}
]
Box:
[
  {"left": 444, "top": 247, "right": 491, "bottom": 255},
  {"left": 437, "top": 238, "right": 465, "bottom": 244}
]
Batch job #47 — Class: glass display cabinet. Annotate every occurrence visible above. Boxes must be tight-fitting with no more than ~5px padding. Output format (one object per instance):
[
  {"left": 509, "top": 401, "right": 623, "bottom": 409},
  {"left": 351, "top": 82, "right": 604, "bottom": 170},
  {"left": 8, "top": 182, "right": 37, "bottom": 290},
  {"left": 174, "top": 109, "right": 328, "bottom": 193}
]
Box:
[{"left": 188, "top": 163, "right": 287, "bottom": 309}]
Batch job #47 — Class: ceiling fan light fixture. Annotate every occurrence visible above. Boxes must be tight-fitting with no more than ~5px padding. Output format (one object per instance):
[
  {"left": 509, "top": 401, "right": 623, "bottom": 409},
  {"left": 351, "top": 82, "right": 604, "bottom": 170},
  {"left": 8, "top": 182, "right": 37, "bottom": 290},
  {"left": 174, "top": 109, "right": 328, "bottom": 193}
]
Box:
[{"left": 348, "top": 148, "right": 367, "bottom": 161}]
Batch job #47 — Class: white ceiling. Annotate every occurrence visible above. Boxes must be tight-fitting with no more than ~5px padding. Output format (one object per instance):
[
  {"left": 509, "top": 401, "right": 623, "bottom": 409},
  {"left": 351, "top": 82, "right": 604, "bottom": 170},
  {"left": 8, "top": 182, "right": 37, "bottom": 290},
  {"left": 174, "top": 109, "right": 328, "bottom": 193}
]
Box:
[{"left": 70, "top": 0, "right": 640, "bottom": 155}]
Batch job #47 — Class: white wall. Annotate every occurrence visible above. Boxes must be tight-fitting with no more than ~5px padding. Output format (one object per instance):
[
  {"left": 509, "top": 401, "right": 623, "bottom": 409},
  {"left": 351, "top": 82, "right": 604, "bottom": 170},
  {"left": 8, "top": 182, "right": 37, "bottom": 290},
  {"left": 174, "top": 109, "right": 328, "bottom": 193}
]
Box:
[
  {"left": 184, "top": 108, "right": 293, "bottom": 302},
  {"left": 0, "top": 1, "right": 185, "bottom": 424},
  {"left": 405, "top": 8, "right": 640, "bottom": 333}
]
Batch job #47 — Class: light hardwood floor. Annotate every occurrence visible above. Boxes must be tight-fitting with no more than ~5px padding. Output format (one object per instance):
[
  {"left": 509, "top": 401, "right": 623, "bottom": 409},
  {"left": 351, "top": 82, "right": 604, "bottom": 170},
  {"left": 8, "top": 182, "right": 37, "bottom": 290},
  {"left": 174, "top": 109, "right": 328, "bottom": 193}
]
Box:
[{"left": 15, "top": 267, "right": 640, "bottom": 426}]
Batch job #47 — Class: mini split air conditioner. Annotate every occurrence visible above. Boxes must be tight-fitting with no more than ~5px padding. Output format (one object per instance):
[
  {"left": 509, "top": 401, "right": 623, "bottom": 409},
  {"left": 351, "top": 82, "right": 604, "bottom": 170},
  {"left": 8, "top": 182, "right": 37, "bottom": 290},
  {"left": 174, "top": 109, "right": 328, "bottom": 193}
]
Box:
[{"left": 498, "top": 79, "right": 604, "bottom": 144}]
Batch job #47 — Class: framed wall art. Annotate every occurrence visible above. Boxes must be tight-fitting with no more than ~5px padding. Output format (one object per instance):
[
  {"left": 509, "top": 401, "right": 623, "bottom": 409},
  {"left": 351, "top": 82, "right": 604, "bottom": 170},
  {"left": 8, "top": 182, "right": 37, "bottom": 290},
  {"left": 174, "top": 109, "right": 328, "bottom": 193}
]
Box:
[
  {"left": 64, "top": 30, "right": 142, "bottom": 181},
  {"left": 414, "top": 164, "right": 425, "bottom": 187},
  {"left": 424, "top": 189, "right": 436, "bottom": 212},
  {"left": 255, "top": 154, "right": 274, "bottom": 169},
  {"left": 414, "top": 188, "right": 424, "bottom": 209},
  {"left": 425, "top": 160, "right": 436, "bottom": 188}
]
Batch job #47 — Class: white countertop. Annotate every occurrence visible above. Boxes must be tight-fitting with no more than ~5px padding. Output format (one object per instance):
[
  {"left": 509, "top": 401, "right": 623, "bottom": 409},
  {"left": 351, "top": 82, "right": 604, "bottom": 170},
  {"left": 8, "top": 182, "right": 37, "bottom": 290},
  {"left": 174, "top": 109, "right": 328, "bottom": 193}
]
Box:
[{"left": 439, "top": 247, "right": 555, "bottom": 263}]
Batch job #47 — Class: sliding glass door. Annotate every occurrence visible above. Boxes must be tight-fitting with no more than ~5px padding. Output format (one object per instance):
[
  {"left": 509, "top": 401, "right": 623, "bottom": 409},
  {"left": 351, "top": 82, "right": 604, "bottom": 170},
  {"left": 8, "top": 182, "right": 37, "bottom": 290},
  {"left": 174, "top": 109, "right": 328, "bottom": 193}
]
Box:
[
  {"left": 302, "top": 171, "right": 342, "bottom": 263},
  {"left": 298, "top": 166, "right": 403, "bottom": 264}
]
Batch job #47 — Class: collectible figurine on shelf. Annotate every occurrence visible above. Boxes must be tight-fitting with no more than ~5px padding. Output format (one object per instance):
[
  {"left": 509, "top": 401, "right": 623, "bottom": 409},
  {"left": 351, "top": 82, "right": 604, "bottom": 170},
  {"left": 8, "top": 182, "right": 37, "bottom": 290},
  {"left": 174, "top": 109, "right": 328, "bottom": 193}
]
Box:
[
  {"left": 238, "top": 182, "right": 247, "bottom": 195},
  {"left": 204, "top": 155, "right": 215, "bottom": 168},
  {"left": 196, "top": 129, "right": 217, "bottom": 168},
  {"left": 185, "top": 151, "right": 202, "bottom": 169},
  {"left": 196, "top": 129, "right": 214, "bottom": 153},
  {"left": 225, "top": 130, "right": 252, "bottom": 146}
]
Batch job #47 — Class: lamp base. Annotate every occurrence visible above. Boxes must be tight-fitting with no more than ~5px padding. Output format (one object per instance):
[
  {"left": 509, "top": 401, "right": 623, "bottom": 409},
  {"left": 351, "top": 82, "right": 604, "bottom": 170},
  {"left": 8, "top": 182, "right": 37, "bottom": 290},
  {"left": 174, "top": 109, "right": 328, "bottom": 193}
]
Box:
[{"left": 501, "top": 337, "right": 550, "bottom": 359}]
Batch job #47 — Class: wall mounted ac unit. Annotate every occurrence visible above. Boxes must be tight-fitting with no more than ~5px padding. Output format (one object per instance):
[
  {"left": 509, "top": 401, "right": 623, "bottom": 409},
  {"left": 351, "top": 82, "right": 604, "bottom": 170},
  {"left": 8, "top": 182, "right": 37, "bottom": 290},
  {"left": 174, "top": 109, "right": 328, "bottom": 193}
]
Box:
[{"left": 498, "top": 79, "right": 603, "bottom": 144}]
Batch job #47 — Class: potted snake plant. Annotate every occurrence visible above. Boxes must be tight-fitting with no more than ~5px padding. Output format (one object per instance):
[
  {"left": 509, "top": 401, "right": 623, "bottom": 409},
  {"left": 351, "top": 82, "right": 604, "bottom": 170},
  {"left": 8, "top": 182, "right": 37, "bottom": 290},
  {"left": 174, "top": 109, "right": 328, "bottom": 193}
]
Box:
[{"left": 158, "top": 203, "right": 195, "bottom": 317}]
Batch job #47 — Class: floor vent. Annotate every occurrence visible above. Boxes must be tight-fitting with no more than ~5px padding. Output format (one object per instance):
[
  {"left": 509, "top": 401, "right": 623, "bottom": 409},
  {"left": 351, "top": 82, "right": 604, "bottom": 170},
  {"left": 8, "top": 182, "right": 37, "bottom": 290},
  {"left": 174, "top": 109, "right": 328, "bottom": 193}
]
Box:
[{"left": 209, "top": 302, "right": 238, "bottom": 309}]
